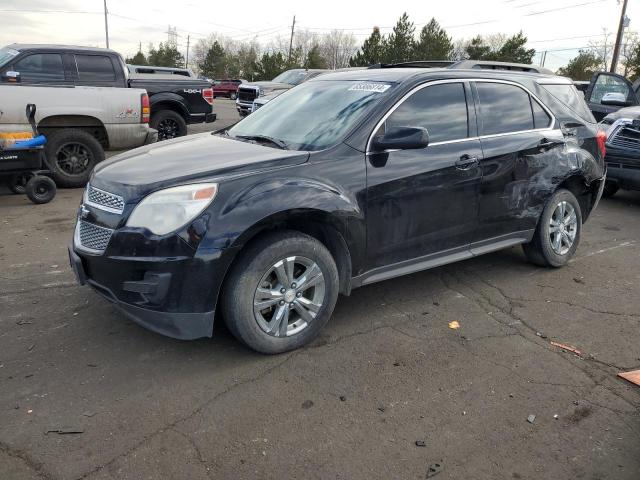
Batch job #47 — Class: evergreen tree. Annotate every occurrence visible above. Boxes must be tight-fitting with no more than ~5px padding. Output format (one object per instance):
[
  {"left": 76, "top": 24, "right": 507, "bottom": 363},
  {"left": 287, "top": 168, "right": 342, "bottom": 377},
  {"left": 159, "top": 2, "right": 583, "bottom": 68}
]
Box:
[
  {"left": 557, "top": 50, "right": 601, "bottom": 80},
  {"left": 125, "top": 50, "right": 148, "bottom": 65},
  {"left": 495, "top": 32, "right": 535, "bottom": 64},
  {"left": 413, "top": 18, "right": 453, "bottom": 61},
  {"left": 349, "top": 27, "right": 383, "bottom": 66},
  {"left": 623, "top": 43, "right": 640, "bottom": 81},
  {"left": 147, "top": 42, "right": 184, "bottom": 67},
  {"left": 306, "top": 44, "right": 328, "bottom": 69},
  {"left": 253, "top": 52, "right": 287, "bottom": 80},
  {"left": 198, "top": 41, "right": 226, "bottom": 78},
  {"left": 465, "top": 36, "right": 492, "bottom": 60},
  {"left": 381, "top": 13, "right": 415, "bottom": 63}
]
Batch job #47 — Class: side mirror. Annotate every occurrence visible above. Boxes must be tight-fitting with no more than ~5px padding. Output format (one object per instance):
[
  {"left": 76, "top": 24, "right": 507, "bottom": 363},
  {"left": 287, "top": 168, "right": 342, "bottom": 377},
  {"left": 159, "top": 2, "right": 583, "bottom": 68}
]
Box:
[
  {"left": 1, "top": 71, "right": 20, "bottom": 83},
  {"left": 371, "top": 126, "right": 429, "bottom": 152},
  {"left": 601, "top": 92, "right": 631, "bottom": 107}
]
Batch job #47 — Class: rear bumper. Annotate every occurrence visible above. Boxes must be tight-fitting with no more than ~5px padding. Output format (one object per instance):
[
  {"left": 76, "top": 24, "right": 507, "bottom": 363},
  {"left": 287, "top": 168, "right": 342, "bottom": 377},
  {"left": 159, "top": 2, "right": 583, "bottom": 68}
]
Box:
[
  {"left": 205, "top": 112, "right": 217, "bottom": 123},
  {"left": 105, "top": 123, "right": 156, "bottom": 150}
]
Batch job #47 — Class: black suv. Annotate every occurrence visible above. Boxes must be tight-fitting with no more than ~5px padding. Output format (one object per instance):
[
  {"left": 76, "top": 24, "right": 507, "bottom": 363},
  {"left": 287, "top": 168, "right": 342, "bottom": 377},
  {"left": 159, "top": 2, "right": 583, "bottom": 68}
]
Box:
[{"left": 69, "top": 64, "right": 606, "bottom": 354}]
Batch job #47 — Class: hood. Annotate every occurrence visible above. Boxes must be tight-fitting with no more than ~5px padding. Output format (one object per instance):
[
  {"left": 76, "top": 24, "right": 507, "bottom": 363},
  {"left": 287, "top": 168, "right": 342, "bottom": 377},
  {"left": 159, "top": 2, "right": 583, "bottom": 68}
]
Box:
[
  {"left": 92, "top": 133, "right": 308, "bottom": 199},
  {"left": 603, "top": 106, "right": 640, "bottom": 122},
  {"left": 240, "top": 81, "right": 292, "bottom": 92}
]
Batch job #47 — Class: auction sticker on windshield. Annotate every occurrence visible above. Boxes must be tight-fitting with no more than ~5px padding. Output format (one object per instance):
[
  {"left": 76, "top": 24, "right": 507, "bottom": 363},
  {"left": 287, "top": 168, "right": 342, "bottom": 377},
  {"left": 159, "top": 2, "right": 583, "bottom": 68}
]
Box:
[{"left": 348, "top": 83, "right": 391, "bottom": 93}]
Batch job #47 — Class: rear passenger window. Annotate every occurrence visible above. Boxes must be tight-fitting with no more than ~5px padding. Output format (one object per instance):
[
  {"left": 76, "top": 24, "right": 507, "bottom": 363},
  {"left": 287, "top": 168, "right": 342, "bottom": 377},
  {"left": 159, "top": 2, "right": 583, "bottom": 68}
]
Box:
[
  {"left": 387, "top": 82, "right": 468, "bottom": 143},
  {"left": 14, "top": 53, "right": 65, "bottom": 83},
  {"left": 531, "top": 98, "right": 551, "bottom": 129},
  {"left": 477, "top": 82, "right": 534, "bottom": 135},
  {"left": 75, "top": 55, "right": 116, "bottom": 82}
]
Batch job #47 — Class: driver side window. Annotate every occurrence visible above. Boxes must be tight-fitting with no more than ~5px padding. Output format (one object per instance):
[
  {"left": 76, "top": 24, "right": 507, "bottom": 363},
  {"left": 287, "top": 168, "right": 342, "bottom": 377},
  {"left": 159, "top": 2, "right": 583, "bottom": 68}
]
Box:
[{"left": 385, "top": 82, "right": 469, "bottom": 143}]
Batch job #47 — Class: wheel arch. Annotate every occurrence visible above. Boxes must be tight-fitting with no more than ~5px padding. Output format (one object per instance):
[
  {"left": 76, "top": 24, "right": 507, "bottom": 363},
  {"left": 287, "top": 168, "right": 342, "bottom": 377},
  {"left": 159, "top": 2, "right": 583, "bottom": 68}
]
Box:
[
  {"left": 38, "top": 115, "right": 108, "bottom": 148},
  {"left": 556, "top": 173, "right": 597, "bottom": 222},
  {"left": 149, "top": 94, "right": 189, "bottom": 121},
  {"left": 223, "top": 208, "right": 354, "bottom": 297}
]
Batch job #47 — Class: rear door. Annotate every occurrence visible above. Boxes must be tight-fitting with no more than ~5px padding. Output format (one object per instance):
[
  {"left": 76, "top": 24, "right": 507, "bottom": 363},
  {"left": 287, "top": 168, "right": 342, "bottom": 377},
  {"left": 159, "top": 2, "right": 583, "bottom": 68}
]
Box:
[
  {"left": 473, "top": 80, "right": 562, "bottom": 245},
  {"left": 366, "top": 80, "right": 483, "bottom": 268},
  {"left": 585, "top": 72, "right": 639, "bottom": 121}
]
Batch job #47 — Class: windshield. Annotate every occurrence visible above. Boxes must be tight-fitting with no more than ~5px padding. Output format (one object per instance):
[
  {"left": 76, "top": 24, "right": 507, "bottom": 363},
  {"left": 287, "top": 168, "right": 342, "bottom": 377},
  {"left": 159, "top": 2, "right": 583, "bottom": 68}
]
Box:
[
  {"left": 0, "top": 47, "right": 19, "bottom": 68},
  {"left": 271, "top": 70, "right": 311, "bottom": 85},
  {"left": 228, "top": 80, "right": 394, "bottom": 151}
]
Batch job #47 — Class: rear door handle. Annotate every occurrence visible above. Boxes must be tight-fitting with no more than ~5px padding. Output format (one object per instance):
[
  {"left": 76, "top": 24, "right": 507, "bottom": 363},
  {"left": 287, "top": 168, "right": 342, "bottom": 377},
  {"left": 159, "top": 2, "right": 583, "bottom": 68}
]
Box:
[
  {"left": 455, "top": 154, "right": 479, "bottom": 170},
  {"left": 538, "top": 139, "right": 559, "bottom": 149}
]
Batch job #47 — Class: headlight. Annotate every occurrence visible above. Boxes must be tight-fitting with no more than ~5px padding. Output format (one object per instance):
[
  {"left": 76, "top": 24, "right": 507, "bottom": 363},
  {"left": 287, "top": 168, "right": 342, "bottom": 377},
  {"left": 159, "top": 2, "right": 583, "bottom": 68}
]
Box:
[
  {"left": 126, "top": 183, "right": 218, "bottom": 235},
  {"left": 259, "top": 88, "right": 265, "bottom": 96}
]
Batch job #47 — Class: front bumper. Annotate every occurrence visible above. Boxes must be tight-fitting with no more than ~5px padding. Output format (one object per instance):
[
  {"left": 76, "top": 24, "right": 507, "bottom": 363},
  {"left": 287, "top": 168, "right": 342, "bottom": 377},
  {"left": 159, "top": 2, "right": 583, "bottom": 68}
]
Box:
[
  {"left": 69, "top": 240, "right": 237, "bottom": 340},
  {"left": 235, "top": 100, "right": 253, "bottom": 116}
]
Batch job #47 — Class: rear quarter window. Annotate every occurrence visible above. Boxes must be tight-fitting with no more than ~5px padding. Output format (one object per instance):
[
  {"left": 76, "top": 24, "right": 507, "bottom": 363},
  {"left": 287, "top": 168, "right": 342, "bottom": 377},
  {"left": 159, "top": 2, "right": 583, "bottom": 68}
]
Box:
[
  {"left": 542, "top": 84, "right": 595, "bottom": 123},
  {"left": 75, "top": 54, "right": 116, "bottom": 82}
]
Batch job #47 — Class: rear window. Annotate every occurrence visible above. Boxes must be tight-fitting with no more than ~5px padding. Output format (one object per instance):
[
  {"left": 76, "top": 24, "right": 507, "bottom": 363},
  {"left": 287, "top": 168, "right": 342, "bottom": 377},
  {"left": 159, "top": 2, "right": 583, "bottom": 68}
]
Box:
[
  {"left": 75, "top": 54, "right": 116, "bottom": 82},
  {"left": 477, "top": 82, "right": 534, "bottom": 135},
  {"left": 542, "top": 84, "right": 595, "bottom": 123}
]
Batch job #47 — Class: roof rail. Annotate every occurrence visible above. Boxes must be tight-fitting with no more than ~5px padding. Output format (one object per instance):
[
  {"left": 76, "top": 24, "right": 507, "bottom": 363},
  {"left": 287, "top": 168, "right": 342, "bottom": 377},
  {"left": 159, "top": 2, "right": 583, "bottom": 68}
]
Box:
[
  {"left": 451, "top": 60, "right": 554, "bottom": 75},
  {"left": 370, "top": 59, "right": 554, "bottom": 75}
]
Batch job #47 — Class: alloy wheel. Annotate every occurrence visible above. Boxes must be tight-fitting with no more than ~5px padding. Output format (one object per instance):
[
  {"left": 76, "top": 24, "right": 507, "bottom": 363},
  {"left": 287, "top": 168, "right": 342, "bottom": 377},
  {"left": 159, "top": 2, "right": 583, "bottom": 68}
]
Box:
[
  {"left": 55, "top": 143, "right": 92, "bottom": 176},
  {"left": 157, "top": 118, "right": 179, "bottom": 140},
  {"left": 253, "top": 256, "right": 325, "bottom": 337},
  {"left": 549, "top": 200, "right": 577, "bottom": 255}
]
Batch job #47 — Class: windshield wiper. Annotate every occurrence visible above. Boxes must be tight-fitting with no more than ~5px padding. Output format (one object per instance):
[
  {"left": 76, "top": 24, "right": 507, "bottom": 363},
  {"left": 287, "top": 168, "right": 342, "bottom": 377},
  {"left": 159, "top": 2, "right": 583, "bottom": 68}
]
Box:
[{"left": 235, "top": 134, "right": 289, "bottom": 150}]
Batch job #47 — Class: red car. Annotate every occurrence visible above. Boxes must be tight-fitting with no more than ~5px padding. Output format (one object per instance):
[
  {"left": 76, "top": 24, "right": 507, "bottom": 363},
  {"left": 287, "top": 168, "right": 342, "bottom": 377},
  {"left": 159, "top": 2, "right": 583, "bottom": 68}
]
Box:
[{"left": 212, "top": 79, "right": 242, "bottom": 99}]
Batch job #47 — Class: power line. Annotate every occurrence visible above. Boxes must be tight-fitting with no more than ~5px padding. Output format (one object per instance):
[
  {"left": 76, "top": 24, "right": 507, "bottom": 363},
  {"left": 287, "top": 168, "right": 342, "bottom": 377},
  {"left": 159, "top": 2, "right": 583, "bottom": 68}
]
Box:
[
  {"left": 0, "top": 9, "right": 101, "bottom": 14},
  {"left": 525, "top": 0, "right": 608, "bottom": 16}
]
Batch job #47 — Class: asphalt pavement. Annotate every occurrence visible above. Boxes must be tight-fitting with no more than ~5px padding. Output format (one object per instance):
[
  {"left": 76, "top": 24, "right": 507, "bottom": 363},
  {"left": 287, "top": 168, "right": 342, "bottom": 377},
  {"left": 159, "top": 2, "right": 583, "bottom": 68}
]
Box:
[{"left": 1, "top": 99, "right": 639, "bottom": 480}]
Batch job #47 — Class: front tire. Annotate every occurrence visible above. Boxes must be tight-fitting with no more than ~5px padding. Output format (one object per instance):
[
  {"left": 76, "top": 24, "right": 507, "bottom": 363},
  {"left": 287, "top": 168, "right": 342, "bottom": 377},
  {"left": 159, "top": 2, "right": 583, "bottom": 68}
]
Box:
[
  {"left": 221, "top": 230, "right": 339, "bottom": 354},
  {"left": 523, "top": 189, "right": 582, "bottom": 267},
  {"left": 45, "top": 129, "right": 104, "bottom": 188},
  {"left": 150, "top": 110, "right": 187, "bottom": 141}
]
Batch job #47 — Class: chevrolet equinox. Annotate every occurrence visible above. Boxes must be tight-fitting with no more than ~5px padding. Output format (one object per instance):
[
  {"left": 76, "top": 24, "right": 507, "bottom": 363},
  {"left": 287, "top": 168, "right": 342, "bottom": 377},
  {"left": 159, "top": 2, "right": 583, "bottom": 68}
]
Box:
[{"left": 69, "top": 65, "right": 607, "bottom": 353}]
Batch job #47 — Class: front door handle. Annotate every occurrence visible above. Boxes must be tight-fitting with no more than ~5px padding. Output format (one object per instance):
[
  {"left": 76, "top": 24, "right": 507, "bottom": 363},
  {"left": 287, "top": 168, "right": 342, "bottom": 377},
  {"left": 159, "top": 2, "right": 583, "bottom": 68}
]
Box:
[{"left": 455, "top": 154, "right": 479, "bottom": 170}]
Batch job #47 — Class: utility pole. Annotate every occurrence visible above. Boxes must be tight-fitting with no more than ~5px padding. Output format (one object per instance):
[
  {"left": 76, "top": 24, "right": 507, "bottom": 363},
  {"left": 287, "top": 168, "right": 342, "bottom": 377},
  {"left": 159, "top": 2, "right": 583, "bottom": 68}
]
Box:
[
  {"left": 103, "top": 0, "right": 110, "bottom": 49},
  {"left": 185, "top": 35, "right": 190, "bottom": 69},
  {"left": 540, "top": 51, "right": 547, "bottom": 67},
  {"left": 610, "top": 0, "right": 629, "bottom": 72},
  {"left": 288, "top": 15, "right": 296, "bottom": 63}
]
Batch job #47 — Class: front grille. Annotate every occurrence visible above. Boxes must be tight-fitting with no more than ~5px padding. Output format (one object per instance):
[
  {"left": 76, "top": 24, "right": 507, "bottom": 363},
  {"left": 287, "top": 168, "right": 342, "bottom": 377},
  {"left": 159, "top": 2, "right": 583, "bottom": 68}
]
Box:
[
  {"left": 78, "top": 221, "right": 113, "bottom": 253},
  {"left": 86, "top": 185, "right": 124, "bottom": 213},
  {"left": 609, "top": 126, "right": 640, "bottom": 150},
  {"left": 238, "top": 87, "right": 258, "bottom": 102}
]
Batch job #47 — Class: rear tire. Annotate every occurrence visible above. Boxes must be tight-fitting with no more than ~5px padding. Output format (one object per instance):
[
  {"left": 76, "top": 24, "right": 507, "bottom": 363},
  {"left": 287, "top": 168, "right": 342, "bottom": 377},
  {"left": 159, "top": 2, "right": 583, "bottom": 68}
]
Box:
[
  {"left": 602, "top": 181, "right": 619, "bottom": 198},
  {"left": 45, "top": 129, "right": 104, "bottom": 188},
  {"left": 25, "top": 175, "right": 56, "bottom": 204},
  {"left": 150, "top": 110, "right": 187, "bottom": 141},
  {"left": 523, "top": 189, "right": 582, "bottom": 267},
  {"left": 8, "top": 172, "right": 31, "bottom": 194},
  {"left": 221, "top": 230, "right": 339, "bottom": 354}
]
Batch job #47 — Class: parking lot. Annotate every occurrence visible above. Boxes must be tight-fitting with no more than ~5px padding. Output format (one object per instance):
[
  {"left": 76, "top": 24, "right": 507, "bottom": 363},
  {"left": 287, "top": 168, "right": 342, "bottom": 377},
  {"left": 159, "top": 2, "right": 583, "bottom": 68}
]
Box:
[{"left": 1, "top": 98, "right": 639, "bottom": 480}]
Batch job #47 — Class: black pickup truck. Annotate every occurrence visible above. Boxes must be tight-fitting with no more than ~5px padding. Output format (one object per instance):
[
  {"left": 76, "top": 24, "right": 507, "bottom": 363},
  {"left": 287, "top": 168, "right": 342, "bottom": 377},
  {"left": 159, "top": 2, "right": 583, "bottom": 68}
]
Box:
[{"left": 1, "top": 44, "right": 215, "bottom": 142}]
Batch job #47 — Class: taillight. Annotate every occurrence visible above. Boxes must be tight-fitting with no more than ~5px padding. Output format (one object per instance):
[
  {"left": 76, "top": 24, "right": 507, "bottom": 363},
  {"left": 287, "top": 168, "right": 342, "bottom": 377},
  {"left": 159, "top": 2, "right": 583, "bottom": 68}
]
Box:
[
  {"left": 202, "top": 88, "right": 214, "bottom": 105},
  {"left": 596, "top": 129, "right": 607, "bottom": 158},
  {"left": 141, "top": 93, "right": 150, "bottom": 123}
]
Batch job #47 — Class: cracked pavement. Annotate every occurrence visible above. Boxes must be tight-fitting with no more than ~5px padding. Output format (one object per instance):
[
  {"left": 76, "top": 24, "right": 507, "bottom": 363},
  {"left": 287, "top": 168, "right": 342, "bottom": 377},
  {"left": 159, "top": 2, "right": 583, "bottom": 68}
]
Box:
[{"left": 1, "top": 175, "right": 639, "bottom": 478}]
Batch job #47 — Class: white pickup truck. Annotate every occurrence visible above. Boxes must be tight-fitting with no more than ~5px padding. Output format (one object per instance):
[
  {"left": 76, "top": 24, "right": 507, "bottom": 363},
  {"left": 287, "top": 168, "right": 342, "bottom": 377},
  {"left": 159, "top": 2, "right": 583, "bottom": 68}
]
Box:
[{"left": 0, "top": 44, "right": 157, "bottom": 187}]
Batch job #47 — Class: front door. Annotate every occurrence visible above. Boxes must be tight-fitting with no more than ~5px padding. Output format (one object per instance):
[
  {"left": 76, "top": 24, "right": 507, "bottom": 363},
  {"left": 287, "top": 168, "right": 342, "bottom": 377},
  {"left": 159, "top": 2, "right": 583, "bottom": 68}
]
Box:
[
  {"left": 366, "top": 81, "right": 482, "bottom": 269},
  {"left": 585, "top": 72, "right": 639, "bottom": 121}
]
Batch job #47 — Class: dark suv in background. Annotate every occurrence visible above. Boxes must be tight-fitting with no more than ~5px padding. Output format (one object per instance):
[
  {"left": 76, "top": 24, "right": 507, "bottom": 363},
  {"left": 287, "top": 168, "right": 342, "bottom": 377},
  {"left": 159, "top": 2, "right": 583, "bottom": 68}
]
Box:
[{"left": 70, "top": 62, "right": 606, "bottom": 354}]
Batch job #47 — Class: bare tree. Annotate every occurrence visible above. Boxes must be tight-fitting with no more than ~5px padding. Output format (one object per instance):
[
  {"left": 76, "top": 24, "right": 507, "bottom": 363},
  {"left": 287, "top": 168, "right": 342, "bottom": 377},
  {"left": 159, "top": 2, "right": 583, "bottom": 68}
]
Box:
[
  {"left": 588, "top": 29, "right": 613, "bottom": 71},
  {"left": 621, "top": 30, "right": 639, "bottom": 77},
  {"left": 320, "top": 30, "right": 358, "bottom": 69}
]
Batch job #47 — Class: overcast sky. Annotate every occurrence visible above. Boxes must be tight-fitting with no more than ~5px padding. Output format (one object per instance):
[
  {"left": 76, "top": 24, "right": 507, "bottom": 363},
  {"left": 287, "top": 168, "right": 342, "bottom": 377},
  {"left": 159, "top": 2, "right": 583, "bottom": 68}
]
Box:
[{"left": 0, "top": 0, "right": 637, "bottom": 71}]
